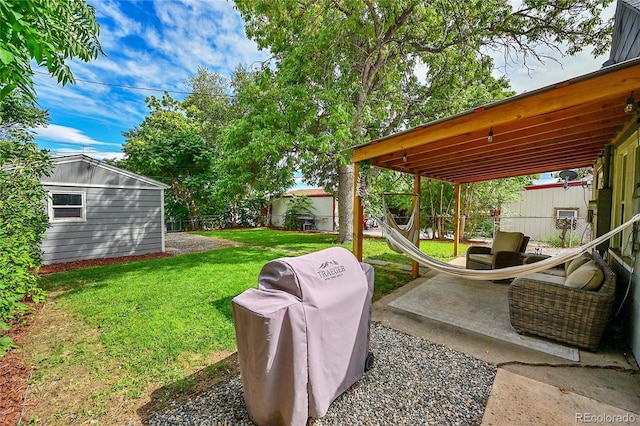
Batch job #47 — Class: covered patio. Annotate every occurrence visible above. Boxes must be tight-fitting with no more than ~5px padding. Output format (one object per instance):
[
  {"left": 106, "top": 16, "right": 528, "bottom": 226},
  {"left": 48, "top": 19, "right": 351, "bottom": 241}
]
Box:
[
  {"left": 351, "top": 57, "right": 640, "bottom": 275},
  {"left": 352, "top": 57, "right": 640, "bottom": 422}
]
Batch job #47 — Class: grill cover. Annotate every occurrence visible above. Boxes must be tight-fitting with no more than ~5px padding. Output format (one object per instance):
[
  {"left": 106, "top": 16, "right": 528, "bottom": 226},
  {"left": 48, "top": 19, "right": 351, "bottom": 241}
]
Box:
[{"left": 232, "top": 247, "right": 374, "bottom": 426}]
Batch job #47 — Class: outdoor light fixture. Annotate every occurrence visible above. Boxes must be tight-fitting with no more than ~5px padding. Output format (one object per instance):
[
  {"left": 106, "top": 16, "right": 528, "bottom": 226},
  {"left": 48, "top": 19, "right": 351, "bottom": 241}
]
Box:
[
  {"left": 487, "top": 127, "right": 494, "bottom": 143},
  {"left": 625, "top": 92, "right": 635, "bottom": 114},
  {"left": 402, "top": 150, "right": 408, "bottom": 162}
]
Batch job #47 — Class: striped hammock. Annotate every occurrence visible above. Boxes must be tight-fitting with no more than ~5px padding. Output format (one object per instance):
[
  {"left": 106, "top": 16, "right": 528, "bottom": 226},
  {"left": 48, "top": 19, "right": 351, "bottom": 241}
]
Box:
[{"left": 379, "top": 212, "right": 640, "bottom": 281}]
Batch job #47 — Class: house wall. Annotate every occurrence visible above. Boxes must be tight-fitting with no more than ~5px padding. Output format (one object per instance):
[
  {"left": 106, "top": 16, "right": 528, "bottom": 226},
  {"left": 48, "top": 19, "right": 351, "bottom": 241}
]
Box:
[
  {"left": 42, "top": 186, "right": 164, "bottom": 264},
  {"left": 606, "top": 126, "right": 640, "bottom": 359},
  {"left": 503, "top": 184, "right": 591, "bottom": 241},
  {"left": 271, "top": 196, "right": 336, "bottom": 231},
  {"left": 607, "top": 0, "right": 640, "bottom": 65},
  {"left": 41, "top": 157, "right": 166, "bottom": 264}
]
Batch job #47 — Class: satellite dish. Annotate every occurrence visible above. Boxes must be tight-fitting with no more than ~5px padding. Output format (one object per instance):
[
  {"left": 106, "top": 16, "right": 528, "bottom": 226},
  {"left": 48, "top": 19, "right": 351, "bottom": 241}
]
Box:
[
  {"left": 558, "top": 170, "right": 578, "bottom": 181},
  {"left": 558, "top": 170, "right": 578, "bottom": 190}
]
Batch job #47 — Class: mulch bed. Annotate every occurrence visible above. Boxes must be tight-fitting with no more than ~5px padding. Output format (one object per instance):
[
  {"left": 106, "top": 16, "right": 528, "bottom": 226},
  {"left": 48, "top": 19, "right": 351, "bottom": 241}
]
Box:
[
  {"left": 38, "top": 251, "right": 173, "bottom": 275},
  {"left": 1, "top": 252, "right": 176, "bottom": 426},
  {"left": 0, "top": 301, "right": 41, "bottom": 426}
]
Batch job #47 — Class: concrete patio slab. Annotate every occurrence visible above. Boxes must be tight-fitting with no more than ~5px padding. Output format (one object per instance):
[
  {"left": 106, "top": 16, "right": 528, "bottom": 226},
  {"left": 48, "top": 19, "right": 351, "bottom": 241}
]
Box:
[
  {"left": 372, "top": 265, "right": 640, "bottom": 424},
  {"left": 483, "top": 369, "right": 637, "bottom": 425}
]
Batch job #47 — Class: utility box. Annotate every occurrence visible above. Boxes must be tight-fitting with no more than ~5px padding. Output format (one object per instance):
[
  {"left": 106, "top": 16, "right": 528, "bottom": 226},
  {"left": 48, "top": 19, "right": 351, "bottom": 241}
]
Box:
[{"left": 232, "top": 247, "right": 374, "bottom": 426}]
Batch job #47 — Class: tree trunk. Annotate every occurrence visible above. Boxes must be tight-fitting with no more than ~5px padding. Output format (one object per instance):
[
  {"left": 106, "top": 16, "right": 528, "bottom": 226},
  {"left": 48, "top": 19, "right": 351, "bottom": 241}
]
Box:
[{"left": 337, "top": 163, "right": 354, "bottom": 244}]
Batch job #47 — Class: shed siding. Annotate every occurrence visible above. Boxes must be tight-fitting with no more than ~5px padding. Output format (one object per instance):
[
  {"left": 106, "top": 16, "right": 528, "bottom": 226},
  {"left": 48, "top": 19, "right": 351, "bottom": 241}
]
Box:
[
  {"left": 271, "top": 195, "right": 336, "bottom": 231},
  {"left": 504, "top": 185, "right": 590, "bottom": 240},
  {"left": 42, "top": 181, "right": 165, "bottom": 264}
]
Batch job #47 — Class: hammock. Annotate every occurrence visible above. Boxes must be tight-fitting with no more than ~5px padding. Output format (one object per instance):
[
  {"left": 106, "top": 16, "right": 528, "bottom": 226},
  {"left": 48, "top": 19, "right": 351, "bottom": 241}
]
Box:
[
  {"left": 379, "top": 213, "right": 640, "bottom": 281},
  {"left": 382, "top": 195, "right": 420, "bottom": 253}
]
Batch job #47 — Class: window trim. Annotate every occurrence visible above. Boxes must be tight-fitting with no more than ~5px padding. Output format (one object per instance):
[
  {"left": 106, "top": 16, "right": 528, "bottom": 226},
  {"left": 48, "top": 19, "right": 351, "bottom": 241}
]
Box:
[{"left": 48, "top": 191, "right": 86, "bottom": 222}]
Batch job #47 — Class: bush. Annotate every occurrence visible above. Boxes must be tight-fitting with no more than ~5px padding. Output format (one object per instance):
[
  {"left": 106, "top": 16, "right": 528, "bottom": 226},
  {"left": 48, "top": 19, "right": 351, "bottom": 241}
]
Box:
[
  {"left": 283, "top": 195, "right": 315, "bottom": 230},
  {"left": 0, "top": 140, "right": 51, "bottom": 356}
]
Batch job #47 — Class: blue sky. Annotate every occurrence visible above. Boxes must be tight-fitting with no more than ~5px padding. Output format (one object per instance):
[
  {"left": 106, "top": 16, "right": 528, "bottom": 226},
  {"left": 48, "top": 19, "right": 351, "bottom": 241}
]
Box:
[{"left": 32, "top": 0, "right": 616, "bottom": 184}]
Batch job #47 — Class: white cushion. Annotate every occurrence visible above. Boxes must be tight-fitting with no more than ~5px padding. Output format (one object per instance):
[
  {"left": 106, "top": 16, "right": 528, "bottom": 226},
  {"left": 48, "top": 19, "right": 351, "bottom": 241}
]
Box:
[
  {"left": 564, "top": 254, "right": 591, "bottom": 276},
  {"left": 565, "top": 260, "right": 604, "bottom": 291}
]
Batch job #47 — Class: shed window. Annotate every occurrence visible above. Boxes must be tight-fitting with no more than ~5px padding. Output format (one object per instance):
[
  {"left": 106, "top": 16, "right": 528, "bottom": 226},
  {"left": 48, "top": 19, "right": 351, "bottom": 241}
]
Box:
[
  {"left": 49, "top": 192, "right": 85, "bottom": 221},
  {"left": 554, "top": 208, "right": 578, "bottom": 229}
]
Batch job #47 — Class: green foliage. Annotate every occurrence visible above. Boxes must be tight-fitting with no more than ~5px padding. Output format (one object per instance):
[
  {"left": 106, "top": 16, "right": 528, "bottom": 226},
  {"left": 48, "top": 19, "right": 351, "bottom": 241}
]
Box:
[
  {"left": 365, "top": 169, "right": 534, "bottom": 239},
  {"left": 283, "top": 195, "right": 316, "bottom": 230},
  {"left": 0, "top": 0, "right": 103, "bottom": 101},
  {"left": 117, "top": 70, "right": 296, "bottom": 227},
  {"left": 0, "top": 133, "right": 51, "bottom": 355},
  {"left": 118, "top": 93, "right": 218, "bottom": 220},
  {"left": 234, "top": 0, "right": 612, "bottom": 242}
]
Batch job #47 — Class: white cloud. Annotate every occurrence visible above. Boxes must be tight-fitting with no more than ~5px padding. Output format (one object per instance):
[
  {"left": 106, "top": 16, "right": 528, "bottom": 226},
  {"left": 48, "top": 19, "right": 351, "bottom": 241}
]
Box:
[
  {"left": 35, "top": 124, "right": 122, "bottom": 148},
  {"left": 52, "top": 147, "right": 126, "bottom": 161}
]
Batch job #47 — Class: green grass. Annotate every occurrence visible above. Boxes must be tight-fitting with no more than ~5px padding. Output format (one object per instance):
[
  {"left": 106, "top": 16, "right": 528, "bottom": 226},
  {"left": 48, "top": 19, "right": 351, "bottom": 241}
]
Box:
[
  {"left": 199, "top": 228, "right": 470, "bottom": 263},
  {"left": 197, "top": 228, "right": 341, "bottom": 253},
  {"left": 33, "top": 228, "right": 468, "bottom": 421},
  {"left": 40, "top": 247, "right": 286, "bottom": 383}
]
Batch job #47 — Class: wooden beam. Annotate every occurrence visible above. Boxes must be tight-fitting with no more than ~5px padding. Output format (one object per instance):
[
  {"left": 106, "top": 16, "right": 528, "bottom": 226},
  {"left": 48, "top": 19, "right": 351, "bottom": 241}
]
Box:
[
  {"left": 353, "top": 63, "right": 640, "bottom": 162},
  {"left": 412, "top": 174, "right": 421, "bottom": 278},
  {"left": 392, "top": 129, "right": 616, "bottom": 172},
  {"left": 415, "top": 139, "right": 609, "bottom": 176},
  {"left": 375, "top": 101, "right": 626, "bottom": 166},
  {"left": 454, "top": 182, "right": 461, "bottom": 257},
  {"left": 446, "top": 158, "right": 597, "bottom": 183}
]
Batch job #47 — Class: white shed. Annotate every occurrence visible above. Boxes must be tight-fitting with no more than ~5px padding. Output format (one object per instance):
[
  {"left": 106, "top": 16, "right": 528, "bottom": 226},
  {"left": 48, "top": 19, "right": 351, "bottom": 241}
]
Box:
[
  {"left": 503, "top": 180, "right": 592, "bottom": 242},
  {"left": 270, "top": 189, "right": 337, "bottom": 232},
  {"left": 41, "top": 155, "right": 169, "bottom": 264}
]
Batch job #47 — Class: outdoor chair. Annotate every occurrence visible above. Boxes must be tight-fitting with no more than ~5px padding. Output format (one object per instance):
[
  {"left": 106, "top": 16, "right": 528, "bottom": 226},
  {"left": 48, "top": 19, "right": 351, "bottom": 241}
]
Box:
[{"left": 466, "top": 230, "right": 529, "bottom": 270}]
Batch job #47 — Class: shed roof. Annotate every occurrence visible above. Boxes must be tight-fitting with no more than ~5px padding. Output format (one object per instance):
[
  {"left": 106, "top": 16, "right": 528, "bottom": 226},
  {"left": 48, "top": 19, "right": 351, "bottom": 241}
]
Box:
[
  {"left": 44, "top": 154, "right": 169, "bottom": 189},
  {"left": 283, "top": 188, "right": 333, "bottom": 197},
  {"left": 352, "top": 57, "right": 640, "bottom": 184}
]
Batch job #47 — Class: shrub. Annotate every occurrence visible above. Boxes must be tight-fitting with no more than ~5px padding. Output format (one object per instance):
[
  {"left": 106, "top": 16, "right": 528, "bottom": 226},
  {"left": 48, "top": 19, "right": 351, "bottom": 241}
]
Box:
[
  {"left": 283, "top": 195, "right": 315, "bottom": 230},
  {"left": 0, "top": 140, "right": 51, "bottom": 356}
]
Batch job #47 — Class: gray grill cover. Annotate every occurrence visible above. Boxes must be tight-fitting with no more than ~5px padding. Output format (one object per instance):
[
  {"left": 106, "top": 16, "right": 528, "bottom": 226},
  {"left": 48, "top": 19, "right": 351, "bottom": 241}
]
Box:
[{"left": 232, "top": 247, "right": 374, "bottom": 426}]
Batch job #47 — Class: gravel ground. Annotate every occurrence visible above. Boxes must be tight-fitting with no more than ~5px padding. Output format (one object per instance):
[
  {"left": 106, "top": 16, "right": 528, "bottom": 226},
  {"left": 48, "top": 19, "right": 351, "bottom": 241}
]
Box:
[
  {"left": 148, "top": 323, "right": 496, "bottom": 425},
  {"left": 165, "top": 232, "right": 243, "bottom": 254}
]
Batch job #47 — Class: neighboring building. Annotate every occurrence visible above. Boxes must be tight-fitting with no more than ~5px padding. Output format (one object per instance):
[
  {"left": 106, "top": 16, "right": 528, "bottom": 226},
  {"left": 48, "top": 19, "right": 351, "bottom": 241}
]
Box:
[
  {"left": 503, "top": 180, "right": 592, "bottom": 242},
  {"left": 270, "top": 189, "right": 337, "bottom": 232},
  {"left": 41, "top": 155, "right": 168, "bottom": 264},
  {"left": 603, "top": 0, "right": 640, "bottom": 66}
]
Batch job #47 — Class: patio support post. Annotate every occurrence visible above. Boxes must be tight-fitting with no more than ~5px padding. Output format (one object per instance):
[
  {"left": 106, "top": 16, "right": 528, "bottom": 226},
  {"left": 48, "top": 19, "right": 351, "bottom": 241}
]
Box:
[
  {"left": 412, "top": 174, "right": 421, "bottom": 277},
  {"left": 353, "top": 162, "right": 364, "bottom": 261},
  {"left": 454, "top": 182, "right": 461, "bottom": 256}
]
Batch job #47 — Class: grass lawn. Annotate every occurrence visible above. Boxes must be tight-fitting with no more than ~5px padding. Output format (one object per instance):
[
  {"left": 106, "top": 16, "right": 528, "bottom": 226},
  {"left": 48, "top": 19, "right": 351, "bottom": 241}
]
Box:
[{"left": 24, "top": 229, "right": 468, "bottom": 424}]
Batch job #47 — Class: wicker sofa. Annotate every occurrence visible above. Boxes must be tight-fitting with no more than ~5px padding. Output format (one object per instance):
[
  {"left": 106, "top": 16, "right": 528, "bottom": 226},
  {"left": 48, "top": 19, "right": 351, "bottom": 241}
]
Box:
[
  {"left": 466, "top": 230, "right": 530, "bottom": 270},
  {"left": 508, "top": 250, "right": 616, "bottom": 351}
]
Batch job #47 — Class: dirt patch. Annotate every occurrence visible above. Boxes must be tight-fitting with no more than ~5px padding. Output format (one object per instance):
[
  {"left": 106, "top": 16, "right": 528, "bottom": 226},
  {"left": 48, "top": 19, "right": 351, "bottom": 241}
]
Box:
[
  {"left": 18, "top": 297, "right": 235, "bottom": 425},
  {"left": 0, "top": 302, "right": 41, "bottom": 426}
]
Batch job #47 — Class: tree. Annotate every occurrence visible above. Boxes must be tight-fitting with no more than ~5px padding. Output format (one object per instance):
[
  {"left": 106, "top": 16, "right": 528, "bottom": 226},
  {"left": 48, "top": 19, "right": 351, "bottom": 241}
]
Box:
[
  {"left": 233, "top": 0, "right": 613, "bottom": 243},
  {"left": 0, "top": 0, "right": 103, "bottom": 101},
  {"left": 119, "top": 93, "right": 217, "bottom": 221},
  {"left": 0, "top": 92, "right": 51, "bottom": 355}
]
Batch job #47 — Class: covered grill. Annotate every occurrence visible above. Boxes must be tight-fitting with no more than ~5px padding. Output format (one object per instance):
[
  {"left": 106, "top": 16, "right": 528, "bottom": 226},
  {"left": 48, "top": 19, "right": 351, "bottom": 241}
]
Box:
[{"left": 232, "top": 247, "right": 374, "bottom": 426}]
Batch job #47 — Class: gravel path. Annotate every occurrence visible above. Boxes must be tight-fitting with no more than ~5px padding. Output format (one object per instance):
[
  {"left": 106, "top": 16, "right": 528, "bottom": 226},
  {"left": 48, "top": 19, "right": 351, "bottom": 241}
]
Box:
[
  {"left": 148, "top": 323, "right": 496, "bottom": 425},
  {"left": 165, "top": 232, "right": 243, "bottom": 254}
]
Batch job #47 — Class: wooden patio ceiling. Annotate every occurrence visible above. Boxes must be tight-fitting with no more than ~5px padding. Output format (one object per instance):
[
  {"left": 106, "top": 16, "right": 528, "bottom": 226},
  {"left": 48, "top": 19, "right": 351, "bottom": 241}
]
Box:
[{"left": 352, "top": 58, "right": 640, "bottom": 184}]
